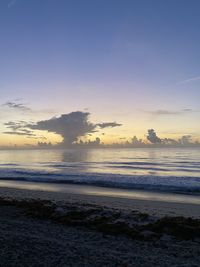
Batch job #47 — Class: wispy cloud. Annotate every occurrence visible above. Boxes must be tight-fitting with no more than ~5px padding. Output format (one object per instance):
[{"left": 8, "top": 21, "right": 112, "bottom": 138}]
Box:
[
  {"left": 176, "top": 76, "right": 200, "bottom": 85},
  {"left": 3, "top": 131, "right": 35, "bottom": 137},
  {"left": 3, "top": 121, "right": 36, "bottom": 136},
  {"left": 4, "top": 121, "right": 28, "bottom": 131},
  {"left": 149, "top": 110, "right": 181, "bottom": 115},
  {"left": 1, "top": 100, "right": 57, "bottom": 117},
  {"left": 97, "top": 122, "right": 122, "bottom": 129},
  {"left": 145, "top": 109, "right": 193, "bottom": 116},
  {"left": 2, "top": 101, "right": 31, "bottom": 112},
  {"left": 8, "top": 0, "right": 17, "bottom": 8}
]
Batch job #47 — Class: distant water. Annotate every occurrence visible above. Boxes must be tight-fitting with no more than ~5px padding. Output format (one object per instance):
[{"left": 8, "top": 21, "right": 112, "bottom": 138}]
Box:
[{"left": 0, "top": 148, "right": 200, "bottom": 194}]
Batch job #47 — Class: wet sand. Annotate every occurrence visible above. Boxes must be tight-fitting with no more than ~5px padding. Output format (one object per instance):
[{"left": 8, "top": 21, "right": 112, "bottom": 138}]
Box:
[{"left": 0, "top": 180, "right": 199, "bottom": 218}]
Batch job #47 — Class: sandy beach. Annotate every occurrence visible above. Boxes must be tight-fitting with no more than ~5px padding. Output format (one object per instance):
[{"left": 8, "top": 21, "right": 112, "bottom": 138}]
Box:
[
  {"left": 1, "top": 0, "right": 200, "bottom": 265},
  {"left": 0, "top": 181, "right": 200, "bottom": 267},
  {"left": 0, "top": 180, "right": 199, "bottom": 218}
]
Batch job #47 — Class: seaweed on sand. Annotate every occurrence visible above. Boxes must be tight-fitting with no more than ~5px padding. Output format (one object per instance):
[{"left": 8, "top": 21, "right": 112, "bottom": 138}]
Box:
[{"left": 0, "top": 197, "right": 199, "bottom": 241}]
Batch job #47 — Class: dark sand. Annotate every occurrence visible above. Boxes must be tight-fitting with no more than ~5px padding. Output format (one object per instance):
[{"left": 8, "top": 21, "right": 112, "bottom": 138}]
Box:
[
  {"left": 0, "top": 205, "right": 199, "bottom": 267},
  {"left": 0, "top": 182, "right": 199, "bottom": 266}
]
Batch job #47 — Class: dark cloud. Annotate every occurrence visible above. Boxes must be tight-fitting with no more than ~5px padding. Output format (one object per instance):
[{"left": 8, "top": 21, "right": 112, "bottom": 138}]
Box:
[
  {"left": 147, "top": 129, "right": 161, "bottom": 144},
  {"left": 27, "top": 112, "right": 122, "bottom": 146},
  {"left": 97, "top": 122, "right": 122, "bottom": 129},
  {"left": 27, "top": 112, "right": 96, "bottom": 146},
  {"left": 4, "top": 111, "right": 122, "bottom": 146},
  {"left": 3, "top": 101, "right": 31, "bottom": 111}
]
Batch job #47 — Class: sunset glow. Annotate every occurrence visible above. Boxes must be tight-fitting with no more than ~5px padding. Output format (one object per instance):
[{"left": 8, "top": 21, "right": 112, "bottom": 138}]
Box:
[{"left": 0, "top": 0, "right": 199, "bottom": 148}]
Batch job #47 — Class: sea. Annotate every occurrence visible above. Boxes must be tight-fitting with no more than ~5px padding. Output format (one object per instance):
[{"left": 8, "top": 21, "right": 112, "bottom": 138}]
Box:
[{"left": 0, "top": 147, "right": 200, "bottom": 195}]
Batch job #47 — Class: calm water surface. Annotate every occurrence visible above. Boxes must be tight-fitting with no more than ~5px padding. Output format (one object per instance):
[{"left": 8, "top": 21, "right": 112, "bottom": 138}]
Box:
[{"left": 0, "top": 148, "right": 200, "bottom": 194}]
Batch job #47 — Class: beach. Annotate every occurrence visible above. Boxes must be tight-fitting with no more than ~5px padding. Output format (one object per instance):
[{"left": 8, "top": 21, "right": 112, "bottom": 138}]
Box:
[
  {"left": 0, "top": 181, "right": 200, "bottom": 218},
  {"left": 0, "top": 148, "right": 200, "bottom": 266},
  {"left": 1, "top": 0, "right": 200, "bottom": 265},
  {"left": 0, "top": 181, "right": 199, "bottom": 267}
]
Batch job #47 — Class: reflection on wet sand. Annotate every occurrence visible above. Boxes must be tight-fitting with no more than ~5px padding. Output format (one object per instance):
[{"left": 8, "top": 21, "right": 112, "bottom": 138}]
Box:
[{"left": 0, "top": 180, "right": 200, "bottom": 205}]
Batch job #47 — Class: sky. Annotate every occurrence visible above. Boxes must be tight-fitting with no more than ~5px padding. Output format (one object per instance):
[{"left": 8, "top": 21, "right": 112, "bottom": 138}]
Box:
[{"left": 0, "top": 0, "right": 200, "bottom": 147}]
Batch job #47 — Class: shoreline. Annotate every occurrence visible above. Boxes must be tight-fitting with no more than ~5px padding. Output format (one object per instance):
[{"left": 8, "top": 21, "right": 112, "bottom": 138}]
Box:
[{"left": 0, "top": 180, "right": 200, "bottom": 218}]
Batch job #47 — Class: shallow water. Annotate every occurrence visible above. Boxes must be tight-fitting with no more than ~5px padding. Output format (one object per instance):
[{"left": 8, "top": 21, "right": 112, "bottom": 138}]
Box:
[{"left": 0, "top": 148, "right": 200, "bottom": 194}]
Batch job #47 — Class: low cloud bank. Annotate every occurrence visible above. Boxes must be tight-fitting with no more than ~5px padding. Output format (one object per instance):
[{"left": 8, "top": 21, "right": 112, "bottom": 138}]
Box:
[{"left": 3, "top": 110, "right": 199, "bottom": 148}]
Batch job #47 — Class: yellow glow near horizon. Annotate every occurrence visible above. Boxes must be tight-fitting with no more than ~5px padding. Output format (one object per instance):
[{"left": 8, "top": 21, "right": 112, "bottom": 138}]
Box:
[
  {"left": 1, "top": 129, "right": 199, "bottom": 147},
  {"left": 0, "top": 131, "right": 63, "bottom": 147},
  {"left": 0, "top": 107, "right": 199, "bottom": 147}
]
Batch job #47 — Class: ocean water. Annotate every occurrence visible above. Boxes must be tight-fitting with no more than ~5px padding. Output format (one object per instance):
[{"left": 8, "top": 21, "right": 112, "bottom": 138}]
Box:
[{"left": 0, "top": 148, "right": 200, "bottom": 194}]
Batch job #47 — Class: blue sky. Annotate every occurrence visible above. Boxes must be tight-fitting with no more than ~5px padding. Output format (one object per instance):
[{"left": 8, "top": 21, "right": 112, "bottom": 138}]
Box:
[{"left": 0, "top": 0, "right": 200, "bottom": 146}]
